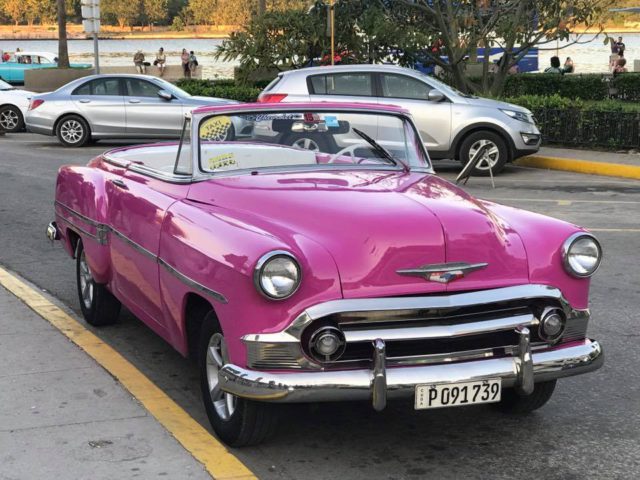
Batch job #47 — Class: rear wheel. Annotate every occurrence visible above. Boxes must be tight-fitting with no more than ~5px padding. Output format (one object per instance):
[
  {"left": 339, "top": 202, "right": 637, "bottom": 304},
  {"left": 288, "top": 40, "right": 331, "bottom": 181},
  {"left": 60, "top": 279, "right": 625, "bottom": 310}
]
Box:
[
  {"left": 76, "top": 240, "right": 121, "bottom": 326},
  {"left": 0, "top": 105, "right": 24, "bottom": 132},
  {"left": 57, "top": 115, "right": 91, "bottom": 147},
  {"left": 494, "top": 380, "right": 557, "bottom": 414},
  {"left": 199, "top": 312, "right": 278, "bottom": 446},
  {"left": 284, "top": 133, "right": 333, "bottom": 153},
  {"left": 458, "top": 130, "right": 508, "bottom": 176}
]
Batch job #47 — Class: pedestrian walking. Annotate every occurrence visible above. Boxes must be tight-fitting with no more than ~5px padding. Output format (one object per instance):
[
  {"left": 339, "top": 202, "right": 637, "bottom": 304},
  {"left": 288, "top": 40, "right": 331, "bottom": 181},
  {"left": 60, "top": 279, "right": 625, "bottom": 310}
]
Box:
[
  {"left": 134, "top": 50, "right": 146, "bottom": 74},
  {"left": 544, "top": 56, "right": 563, "bottom": 74},
  {"left": 181, "top": 48, "right": 190, "bottom": 78},
  {"left": 188, "top": 51, "right": 199, "bottom": 77},
  {"left": 154, "top": 47, "right": 166, "bottom": 77}
]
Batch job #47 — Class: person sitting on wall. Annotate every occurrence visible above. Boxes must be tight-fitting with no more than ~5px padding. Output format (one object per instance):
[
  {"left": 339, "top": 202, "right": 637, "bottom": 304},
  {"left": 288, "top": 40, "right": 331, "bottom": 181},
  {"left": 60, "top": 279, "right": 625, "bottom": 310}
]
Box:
[
  {"left": 154, "top": 47, "right": 166, "bottom": 77},
  {"left": 613, "top": 58, "right": 627, "bottom": 76},
  {"left": 544, "top": 56, "right": 563, "bottom": 74},
  {"left": 563, "top": 57, "right": 574, "bottom": 74},
  {"left": 133, "top": 50, "right": 146, "bottom": 74}
]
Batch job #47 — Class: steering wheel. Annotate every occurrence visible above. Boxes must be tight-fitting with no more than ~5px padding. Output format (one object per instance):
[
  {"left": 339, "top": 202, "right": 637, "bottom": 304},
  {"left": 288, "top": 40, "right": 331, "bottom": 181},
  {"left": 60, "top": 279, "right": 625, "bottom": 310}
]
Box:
[{"left": 328, "top": 143, "right": 368, "bottom": 163}]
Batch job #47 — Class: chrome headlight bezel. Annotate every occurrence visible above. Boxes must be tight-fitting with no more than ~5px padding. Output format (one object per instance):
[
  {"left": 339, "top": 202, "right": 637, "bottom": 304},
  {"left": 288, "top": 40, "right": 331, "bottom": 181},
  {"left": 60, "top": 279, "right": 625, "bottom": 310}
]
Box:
[
  {"left": 500, "top": 108, "right": 533, "bottom": 124},
  {"left": 254, "top": 250, "right": 301, "bottom": 300},
  {"left": 562, "top": 233, "right": 602, "bottom": 278}
]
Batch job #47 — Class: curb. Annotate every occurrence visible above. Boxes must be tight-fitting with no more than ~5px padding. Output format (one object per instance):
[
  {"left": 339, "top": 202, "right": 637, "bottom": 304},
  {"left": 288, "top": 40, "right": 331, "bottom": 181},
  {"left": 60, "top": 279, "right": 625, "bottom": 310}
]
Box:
[{"left": 515, "top": 155, "right": 640, "bottom": 180}]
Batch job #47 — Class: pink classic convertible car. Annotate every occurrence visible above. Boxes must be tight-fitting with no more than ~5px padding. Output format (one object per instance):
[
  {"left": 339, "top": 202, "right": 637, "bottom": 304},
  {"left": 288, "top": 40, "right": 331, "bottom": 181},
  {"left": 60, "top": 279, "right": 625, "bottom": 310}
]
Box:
[{"left": 48, "top": 103, "right": 603, "bottom": 446}]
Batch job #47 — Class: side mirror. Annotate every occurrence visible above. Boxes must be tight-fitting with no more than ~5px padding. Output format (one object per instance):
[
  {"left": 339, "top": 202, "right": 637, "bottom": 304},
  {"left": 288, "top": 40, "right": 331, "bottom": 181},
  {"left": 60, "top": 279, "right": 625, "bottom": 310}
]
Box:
[
  {"left": 158, "top": 89, "right": 173, "bottom": 101},
  {"left": 428, "top": 89, "right": 445, "bottom": 102}
]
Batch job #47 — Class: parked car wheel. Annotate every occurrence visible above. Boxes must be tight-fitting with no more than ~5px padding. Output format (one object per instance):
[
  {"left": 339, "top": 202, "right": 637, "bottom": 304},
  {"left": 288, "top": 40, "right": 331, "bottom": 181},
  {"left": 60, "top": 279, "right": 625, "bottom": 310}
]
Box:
[
  {"left": 459, "top": 130, "right": 508, "bottom": 176},
  {"left": 0, "top": 105, "right": 24, "bottom": 132},
  {"left": 57, "top": 115, "right": 91, "bottom": 147},
  {"left": 76, "top": 240, "right": 121, "bottom": 326},
  {"left": 199, "top": 312, "right": 278, "bottom": 446},
  {"left": 284, "top": 133, "right": 333, "bottom": 153},
  {"left": 494, "top": 380, "right": 557, "bottom": 414}
]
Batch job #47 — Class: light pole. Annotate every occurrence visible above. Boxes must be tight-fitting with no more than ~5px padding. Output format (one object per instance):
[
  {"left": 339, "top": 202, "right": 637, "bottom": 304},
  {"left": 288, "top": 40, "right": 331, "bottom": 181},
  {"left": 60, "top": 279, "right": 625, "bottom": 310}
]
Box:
[{"left": 330, "top": 0, "right": 335, "bottom": 65}]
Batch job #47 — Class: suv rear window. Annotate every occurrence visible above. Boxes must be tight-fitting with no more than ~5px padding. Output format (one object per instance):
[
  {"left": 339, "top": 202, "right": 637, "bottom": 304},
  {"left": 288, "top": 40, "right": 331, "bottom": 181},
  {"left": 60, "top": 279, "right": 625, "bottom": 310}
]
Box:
[{"left": 308, "top": 73, "right": 373, "bottom": 96}]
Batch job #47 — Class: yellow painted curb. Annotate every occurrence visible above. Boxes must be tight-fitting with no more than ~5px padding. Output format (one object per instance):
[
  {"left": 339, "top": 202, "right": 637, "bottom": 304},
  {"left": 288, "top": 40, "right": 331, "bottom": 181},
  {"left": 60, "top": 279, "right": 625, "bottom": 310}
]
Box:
[
  {"left": 515, "top": 155, "right": 640, "bottom": 180},
  {"left": 0, "top": 266, "right": 257, "bottom": 480}
]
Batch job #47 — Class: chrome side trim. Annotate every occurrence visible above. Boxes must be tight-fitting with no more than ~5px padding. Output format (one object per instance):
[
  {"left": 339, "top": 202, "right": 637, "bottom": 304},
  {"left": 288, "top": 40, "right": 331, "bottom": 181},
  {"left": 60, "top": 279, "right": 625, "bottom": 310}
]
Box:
[
  {"left": 57, "top": 216, "right": 105, "bottom": 245},
  {"left": 343, "top": 313, "right": 535, "bottom": 343},
  {"left": 219, "top": 340, "right": 603, "bottom": 404},
  {"left": 110, "top": 228, "right": 157, "bottom": 261},
  {"left": 54, "top": 202, "right": 227, "bottom": 304},
  {"left": 159, "top": 258, "right": 228, "bottom": 304},
  {"left": 55, "top": 200, "right": 102, "bottom": 228}
]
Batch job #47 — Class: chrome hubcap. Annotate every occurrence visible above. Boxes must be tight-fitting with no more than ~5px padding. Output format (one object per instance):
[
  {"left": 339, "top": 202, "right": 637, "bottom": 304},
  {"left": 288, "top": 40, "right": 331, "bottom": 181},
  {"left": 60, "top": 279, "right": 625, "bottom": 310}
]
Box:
[
  {"left": 292, "top": 137, "right": 320, "bottom": 151},
  {"left": 79, "top": 251, "right": 94, "bottom": 310},
  {"left": 0, "top": 109, "right": 19, "bottom": 130},
  {"left": 61, "top": 120, "right": 84, "bottom": 143},
  {"left": 469, "top": 139, "right": 500, "bottom": 170},
  {"left": 206, "top": 333, "right": 236, "bottom": 421}
]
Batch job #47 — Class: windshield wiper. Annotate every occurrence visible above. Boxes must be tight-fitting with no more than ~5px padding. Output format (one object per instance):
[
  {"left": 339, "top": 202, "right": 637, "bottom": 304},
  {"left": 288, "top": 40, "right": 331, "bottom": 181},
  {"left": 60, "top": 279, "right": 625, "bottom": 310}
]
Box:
[{"left": 352, "top": 128, "right": 409, "bottom": 173}]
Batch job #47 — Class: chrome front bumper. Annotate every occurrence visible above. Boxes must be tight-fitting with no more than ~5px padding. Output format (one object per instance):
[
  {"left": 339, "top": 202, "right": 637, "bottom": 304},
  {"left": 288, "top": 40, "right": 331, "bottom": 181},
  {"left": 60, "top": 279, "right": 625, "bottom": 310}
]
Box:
[{"left": 219, "top": 336, "right": 603, "bottom": 409}]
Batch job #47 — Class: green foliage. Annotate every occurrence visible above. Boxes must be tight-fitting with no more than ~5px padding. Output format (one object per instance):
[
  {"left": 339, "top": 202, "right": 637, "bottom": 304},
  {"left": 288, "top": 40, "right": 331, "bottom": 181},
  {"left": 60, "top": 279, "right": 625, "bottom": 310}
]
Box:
[
  {"left": 170, "top": 15, "right": 184, "bottom": 31},
  {"left": 505, "top": 95, "right": 640, "bottom": 149},
  {"left": 176, "top": 79, "right": 261, "bottom": 102},
  {"left": 501, "top": 74, "right": 608, "bottom": 101}
]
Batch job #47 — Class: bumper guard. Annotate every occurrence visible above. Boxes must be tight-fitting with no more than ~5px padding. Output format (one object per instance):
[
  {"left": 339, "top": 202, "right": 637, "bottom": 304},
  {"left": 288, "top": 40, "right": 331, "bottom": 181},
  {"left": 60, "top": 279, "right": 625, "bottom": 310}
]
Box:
[{"left": 219, "top": 330, "right": 602, "bottom": 409}]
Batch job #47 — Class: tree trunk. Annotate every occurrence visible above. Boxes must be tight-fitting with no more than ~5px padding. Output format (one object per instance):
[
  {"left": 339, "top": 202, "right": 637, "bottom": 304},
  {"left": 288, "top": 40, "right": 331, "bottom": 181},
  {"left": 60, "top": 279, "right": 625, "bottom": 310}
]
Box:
[
  {"left": 57, "top": 0, "right": 70, "bottom": 68},
  {"left": 258, "top": 0, "right": 266, "bottom": 15}
]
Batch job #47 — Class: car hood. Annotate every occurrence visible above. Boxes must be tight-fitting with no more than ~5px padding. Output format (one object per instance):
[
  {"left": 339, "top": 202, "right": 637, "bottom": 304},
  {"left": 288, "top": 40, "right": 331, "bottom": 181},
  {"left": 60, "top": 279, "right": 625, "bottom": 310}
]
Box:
[
  {"left": 187, "top": 170, "right": 529, "bottom": 298},
  {"left": 463, "top": 96, "right": 531, "bottom": 114}
]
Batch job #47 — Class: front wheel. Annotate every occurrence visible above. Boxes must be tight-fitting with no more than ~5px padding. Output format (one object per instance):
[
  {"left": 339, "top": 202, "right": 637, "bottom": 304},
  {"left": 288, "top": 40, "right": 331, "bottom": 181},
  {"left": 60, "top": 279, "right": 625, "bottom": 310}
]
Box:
[
  {"left": 494, "top": 380, "right": 557, "bottom": 414},
  {"left": 458, "top": 130, "right": 508, "bottom": 176},
  {"left": 0, "top": 105, "right": 24, "bottom": 132},
  {"left": 199, "top": 313, "right": 278, "bottom": 446},
  {"left": 57, "top": 115, "right": 91, "bottom": 147},
  {"left": 76, "top": 240, "right": 121, "bottom": 326}
]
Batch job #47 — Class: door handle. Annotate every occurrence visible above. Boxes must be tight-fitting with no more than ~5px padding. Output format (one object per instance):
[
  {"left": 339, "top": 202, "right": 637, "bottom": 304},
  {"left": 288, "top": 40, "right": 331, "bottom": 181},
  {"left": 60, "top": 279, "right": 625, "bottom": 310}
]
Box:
[
  {"left": 128, "top": 99, "right": 141, "bottom": 104},
  {"left": 111, "top": 179, "right": 128, "bottom": 190},
  {"left": 79, "top": 99, "right": 91, "bottom": 103}
]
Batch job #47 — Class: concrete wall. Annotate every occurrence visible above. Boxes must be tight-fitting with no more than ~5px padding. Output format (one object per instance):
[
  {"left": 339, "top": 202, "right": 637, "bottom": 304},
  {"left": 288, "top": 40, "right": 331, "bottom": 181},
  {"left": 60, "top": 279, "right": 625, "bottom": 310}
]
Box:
[{"left": 24, "top": 65, "right": 202, "bottom": 92}]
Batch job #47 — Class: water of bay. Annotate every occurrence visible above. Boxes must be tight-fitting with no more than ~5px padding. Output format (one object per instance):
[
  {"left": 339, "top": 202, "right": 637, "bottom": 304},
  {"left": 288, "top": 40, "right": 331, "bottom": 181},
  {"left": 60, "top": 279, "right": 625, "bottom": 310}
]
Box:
[{"left": 0, "top": 32, "right": 634, "bottom": 80}]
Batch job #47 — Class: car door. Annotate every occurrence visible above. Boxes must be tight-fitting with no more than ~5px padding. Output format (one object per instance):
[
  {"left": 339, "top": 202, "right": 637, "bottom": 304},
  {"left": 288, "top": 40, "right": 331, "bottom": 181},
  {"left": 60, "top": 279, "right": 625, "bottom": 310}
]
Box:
[
  {"left": 106, "top": 169, "right": 182, "bottom": 327},
  {"left": 71, "top": 77, "right": 126, "bottom": 135},
  {"left": 376, "top": 73, "right": 452, "bottom": 152},
  {"left": 307, "top": 72, "right": 378, "bottom": 143},
  {"left": 124, "top": 77, "right": 184, "bottom": 137}
]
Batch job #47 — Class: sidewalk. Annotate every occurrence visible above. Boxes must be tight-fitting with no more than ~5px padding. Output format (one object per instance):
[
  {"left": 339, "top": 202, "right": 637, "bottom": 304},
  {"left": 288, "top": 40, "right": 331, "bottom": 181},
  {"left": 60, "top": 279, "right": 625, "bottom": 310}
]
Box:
[
  {"left": 0, "top": 285, "right": 211, "bottom": 479},
  {"left": 516, "top": 146, "right": 640, "bottom": 180}
]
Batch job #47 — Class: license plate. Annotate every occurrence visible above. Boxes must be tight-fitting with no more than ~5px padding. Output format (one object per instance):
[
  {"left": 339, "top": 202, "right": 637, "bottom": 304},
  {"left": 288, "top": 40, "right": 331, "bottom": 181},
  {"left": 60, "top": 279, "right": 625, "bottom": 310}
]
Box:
[{"left": 415, "top": 379, "right": 501, "bottom": 410}]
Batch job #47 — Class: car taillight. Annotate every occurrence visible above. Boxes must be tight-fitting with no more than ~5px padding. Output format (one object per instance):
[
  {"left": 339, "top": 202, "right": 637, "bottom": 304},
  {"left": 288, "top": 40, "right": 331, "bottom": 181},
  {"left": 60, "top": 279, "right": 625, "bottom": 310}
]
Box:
[
  {"left": 29, "top": 99, "right": 44, "bottom": 110},
  {"left": 257, "top": 93, "right": 287, "bottom": 103}
]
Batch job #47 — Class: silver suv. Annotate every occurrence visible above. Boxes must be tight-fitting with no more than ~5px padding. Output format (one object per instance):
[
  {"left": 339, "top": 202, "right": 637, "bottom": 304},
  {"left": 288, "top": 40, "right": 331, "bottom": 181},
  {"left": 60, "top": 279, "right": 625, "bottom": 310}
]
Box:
[{"left": 258, "top": 65, "right": 541, "bottom": 175}]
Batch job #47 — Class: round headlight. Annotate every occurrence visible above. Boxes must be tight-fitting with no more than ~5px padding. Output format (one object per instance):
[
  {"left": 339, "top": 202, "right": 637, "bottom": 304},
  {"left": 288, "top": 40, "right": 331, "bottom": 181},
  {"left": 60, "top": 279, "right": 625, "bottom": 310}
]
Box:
[
  {"left": 562, "top": 233, "right": 602, "bottom": 278},
  {"left": 254, "top": 251, "right": 301, "bottom": 299}
]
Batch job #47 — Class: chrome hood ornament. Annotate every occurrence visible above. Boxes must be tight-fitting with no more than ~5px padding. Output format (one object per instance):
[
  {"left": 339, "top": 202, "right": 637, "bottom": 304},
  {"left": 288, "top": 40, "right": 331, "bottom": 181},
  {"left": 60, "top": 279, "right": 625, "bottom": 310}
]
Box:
[{"left": 397, "top": 262, "right": 489, "bottom": 284}]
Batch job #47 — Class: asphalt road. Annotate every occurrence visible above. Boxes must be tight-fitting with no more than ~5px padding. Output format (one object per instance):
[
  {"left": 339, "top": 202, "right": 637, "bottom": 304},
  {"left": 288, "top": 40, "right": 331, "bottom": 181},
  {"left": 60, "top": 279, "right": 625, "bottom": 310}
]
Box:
[{"left": 1, "top": 133, "right": 639, "bottom": 480}]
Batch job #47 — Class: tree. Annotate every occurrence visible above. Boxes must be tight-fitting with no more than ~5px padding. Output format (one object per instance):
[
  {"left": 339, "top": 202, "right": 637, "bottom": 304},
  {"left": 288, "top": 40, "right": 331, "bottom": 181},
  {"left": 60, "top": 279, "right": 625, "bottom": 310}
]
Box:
[
  {"left": 397, "top": 0, "right": 611, "bottom": 95},
  {"left": 102, "top": 0, "right": 140, "bottom": 29},
  {"left": 142, "top": 0, "right": 167, "bottom": 29},
  {"left": 3, "top": 0, "right": 24, "bottom": 25},
  {"left": 57, "top": 0, "right": 69, "bottom": 68}
]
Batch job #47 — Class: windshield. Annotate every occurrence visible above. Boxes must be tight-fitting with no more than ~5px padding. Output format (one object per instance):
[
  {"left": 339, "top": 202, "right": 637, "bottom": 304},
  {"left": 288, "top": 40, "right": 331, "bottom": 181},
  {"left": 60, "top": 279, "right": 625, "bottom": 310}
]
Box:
[
  {"left": 155, "top": 77, "right": 190, "bottom": 98},
  {"left": 416, "top": 71, "right": 475, "bottom": 98},
  {"left": 0, "top": 79, "right": 12, "bottom": 90},
  {"left": 197, "top": 110, "right": 430, "bottom": 174}
]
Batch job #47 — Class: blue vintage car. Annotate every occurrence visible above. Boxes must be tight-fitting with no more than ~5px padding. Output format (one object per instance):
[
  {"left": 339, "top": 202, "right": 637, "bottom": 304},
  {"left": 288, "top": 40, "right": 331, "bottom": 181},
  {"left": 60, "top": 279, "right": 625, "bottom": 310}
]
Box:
[{"left": 0, "top": 51, "right": 92, "bottom": 84}]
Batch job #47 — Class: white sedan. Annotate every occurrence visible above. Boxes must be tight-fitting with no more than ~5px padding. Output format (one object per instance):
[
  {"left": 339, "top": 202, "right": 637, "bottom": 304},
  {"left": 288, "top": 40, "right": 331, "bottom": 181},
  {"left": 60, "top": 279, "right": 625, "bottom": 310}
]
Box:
[{"left": 0, "top": 79, "right": 33, "bottom": 132}]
